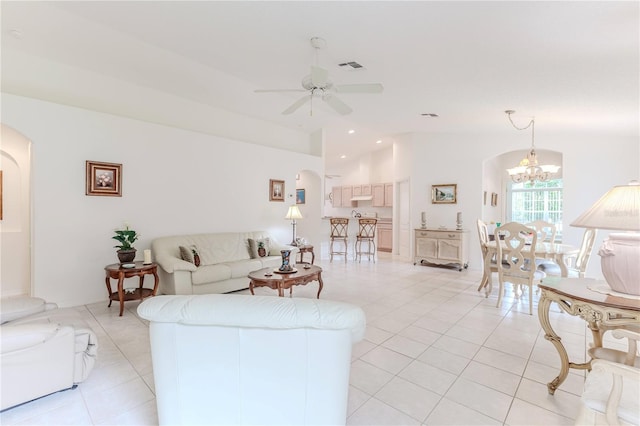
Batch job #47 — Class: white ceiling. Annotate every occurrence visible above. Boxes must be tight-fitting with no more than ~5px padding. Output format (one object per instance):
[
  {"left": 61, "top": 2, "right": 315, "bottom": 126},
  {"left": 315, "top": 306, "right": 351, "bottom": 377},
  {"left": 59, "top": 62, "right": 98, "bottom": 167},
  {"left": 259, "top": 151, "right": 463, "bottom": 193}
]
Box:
[{"left": 2, "top": 1, "right": 638, "bottom": 169}]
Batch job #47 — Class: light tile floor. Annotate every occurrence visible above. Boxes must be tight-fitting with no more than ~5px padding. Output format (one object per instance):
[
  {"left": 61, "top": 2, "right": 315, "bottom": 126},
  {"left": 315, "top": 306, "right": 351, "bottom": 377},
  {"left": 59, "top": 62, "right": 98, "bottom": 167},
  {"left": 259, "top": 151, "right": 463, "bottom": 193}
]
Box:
[{"left": 1, "top": 253, "right": 613, "bottom": 425}]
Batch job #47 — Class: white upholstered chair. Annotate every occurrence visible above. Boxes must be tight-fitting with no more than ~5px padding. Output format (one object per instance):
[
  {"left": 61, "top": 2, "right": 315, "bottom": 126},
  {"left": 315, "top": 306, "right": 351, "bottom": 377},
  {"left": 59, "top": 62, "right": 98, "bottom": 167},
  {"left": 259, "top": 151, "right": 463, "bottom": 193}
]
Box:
[
  {"left": 138, "top": 294, "right": 366, "bottom": 426},
  {"left": 495, "top": 222, "right": 546, "bottom": 315},
  {"left": 575, "top": 329, "right": 640, "bottom": 425},
  {"left": 0, "top": 296, "right": 98, "bottom": 411}
]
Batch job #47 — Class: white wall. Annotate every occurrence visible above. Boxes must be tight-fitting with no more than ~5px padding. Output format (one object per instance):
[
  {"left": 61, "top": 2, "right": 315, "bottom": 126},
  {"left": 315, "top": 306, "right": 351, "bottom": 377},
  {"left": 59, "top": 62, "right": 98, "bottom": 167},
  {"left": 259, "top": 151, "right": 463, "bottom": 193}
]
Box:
[
  {"left": 400, "top": 131, "right": 639, "bottom": 276},
  {"left": 1, "top": 94, "right": 323, "bottom": 306}
]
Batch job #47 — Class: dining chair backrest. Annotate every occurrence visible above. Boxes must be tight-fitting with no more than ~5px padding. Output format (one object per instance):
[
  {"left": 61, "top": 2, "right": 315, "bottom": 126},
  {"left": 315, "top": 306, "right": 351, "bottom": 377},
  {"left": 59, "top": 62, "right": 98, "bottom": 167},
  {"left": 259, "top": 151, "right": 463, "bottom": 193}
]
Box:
[
  {"left": 496, "top": 222, "right": 539, "bottom": 280},
  {"left": 330, "top": 218, "right": 349, "bottom": 239},
  {"left": 574, "top": 228, "right": 597, "bottom": 277},
  {"left": 476, "top": 219, "right": 490, "bottom": 248},
  {"left": 526, "top": 220, "right": 557, "bottom": 243},
  {"left": 495, "top": 222, "right": 544, "bottom": 314}
]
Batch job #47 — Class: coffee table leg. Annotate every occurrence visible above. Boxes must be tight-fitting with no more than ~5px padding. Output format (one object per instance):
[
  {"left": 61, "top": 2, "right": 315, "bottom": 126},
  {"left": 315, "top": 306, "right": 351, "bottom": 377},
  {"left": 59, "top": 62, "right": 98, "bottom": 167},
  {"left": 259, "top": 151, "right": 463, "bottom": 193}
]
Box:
[{"left": 249, "top": 281, "right": 255, "bottom": 295}]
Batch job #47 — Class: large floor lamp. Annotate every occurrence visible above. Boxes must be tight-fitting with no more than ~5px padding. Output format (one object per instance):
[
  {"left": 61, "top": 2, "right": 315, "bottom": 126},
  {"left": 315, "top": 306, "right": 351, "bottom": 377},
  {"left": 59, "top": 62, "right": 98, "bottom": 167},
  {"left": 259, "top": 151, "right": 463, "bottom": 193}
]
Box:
[
  {"left": 285, "top": 204, "right": 303, "bottom": 246},
  {"left": 571, "top": 181, "right": 640, "bottom": 295}
]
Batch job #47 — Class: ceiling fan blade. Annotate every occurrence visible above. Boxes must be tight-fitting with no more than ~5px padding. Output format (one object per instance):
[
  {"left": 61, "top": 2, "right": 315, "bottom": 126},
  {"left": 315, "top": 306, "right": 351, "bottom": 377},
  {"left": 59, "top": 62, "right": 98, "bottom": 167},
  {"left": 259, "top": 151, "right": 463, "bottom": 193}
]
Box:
[
  {"left": 323, "top": 94, "right": 352, "bottom": 115},
  {"left": 311, "top": 65, "right": 329, "bottom": 87},
  {"left": 254, "top": 89, "right": 306, "bottom": 93},
  {"left": 282, "top": 95, "right": 310, "bottom": 115},
  {"left": 335, "top": 83, "right": 384, "bottom": 94}
]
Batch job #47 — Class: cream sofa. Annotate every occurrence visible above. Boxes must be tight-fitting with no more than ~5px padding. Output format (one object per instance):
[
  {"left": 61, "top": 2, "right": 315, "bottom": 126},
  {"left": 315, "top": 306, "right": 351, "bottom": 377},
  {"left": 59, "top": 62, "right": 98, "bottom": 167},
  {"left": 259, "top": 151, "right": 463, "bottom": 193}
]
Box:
[
  {"left": 0, "top": 296, "right": 98, "bottom": 410},
  {"left": 138, "top": 294, "right": 366, "bottom": 425},
  {"left": 151, "top": 231, "right": 298, "bottom": 295}
]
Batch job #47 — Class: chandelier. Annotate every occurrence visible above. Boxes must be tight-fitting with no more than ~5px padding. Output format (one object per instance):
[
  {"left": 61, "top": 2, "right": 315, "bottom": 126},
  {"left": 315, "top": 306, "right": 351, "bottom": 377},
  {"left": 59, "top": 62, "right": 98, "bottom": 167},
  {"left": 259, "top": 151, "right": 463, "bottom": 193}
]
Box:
[{"left": 505, "top": 110, "right": 560, "bottom": 183}]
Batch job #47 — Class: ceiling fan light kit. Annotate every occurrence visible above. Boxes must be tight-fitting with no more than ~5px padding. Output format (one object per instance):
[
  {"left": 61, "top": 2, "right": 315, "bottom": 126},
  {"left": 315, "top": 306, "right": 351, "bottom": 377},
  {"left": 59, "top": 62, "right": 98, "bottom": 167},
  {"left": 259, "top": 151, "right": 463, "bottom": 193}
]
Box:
[{"left": 255, "top": 37, "right": 383, "bottom": 116}]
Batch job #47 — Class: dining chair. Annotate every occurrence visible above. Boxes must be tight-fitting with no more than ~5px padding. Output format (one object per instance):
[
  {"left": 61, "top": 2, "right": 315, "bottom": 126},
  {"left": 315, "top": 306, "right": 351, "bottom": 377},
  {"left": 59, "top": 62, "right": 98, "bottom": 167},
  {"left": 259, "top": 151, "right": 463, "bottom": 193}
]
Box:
[
  {"left": 575, "top": 329, "right": 640, "bottom": 425},
  {"left": 476, "top": 219, "right": 498, "bottom": 292},
  {"left": 526, "top": 220, "right": 557, "bottom": 243},
  {"left": 354, "top": 218, "right": 377, "bottom": 262},
  {"left": 495, "top": 222, "right": 546, "bottom": 315},
  {"left": 539, "top": 228, "right": 597, "bottom": 278},
  {"left": 329, "top": 217, "right": 349, "bottom": 262}
]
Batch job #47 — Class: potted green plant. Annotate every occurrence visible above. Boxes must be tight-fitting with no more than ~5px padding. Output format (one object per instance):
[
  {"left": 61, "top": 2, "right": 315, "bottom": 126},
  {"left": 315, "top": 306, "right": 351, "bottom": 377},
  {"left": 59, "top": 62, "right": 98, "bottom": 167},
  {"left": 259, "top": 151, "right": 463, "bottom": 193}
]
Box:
[{"left": 113, "top": 224, "right": 139, "bottom": 263}]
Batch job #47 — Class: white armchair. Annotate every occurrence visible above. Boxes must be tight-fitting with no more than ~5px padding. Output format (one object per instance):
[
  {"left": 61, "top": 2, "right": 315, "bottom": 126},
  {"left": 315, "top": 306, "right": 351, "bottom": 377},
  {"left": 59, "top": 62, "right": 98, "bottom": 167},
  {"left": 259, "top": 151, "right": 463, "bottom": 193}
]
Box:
[
  {"left": 138, "top": 294, "right": 366, "bottom": 426},
  {"left": 0, "top": 297, "right": 98, "bottom": 411}
]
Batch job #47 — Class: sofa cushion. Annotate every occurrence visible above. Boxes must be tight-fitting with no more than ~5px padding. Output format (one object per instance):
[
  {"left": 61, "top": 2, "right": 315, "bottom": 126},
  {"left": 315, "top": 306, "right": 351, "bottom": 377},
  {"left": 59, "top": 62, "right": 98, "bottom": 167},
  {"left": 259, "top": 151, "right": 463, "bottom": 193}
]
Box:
[
  {"left": 179, "top": 246, "right": 195, "bottom": 264},
  {"left": 199, "top": 234, "right": 252, "bottom": 265},
  {"left": 191, "top": 264, "right": 232, "bottom": 286},
  {"left": 248, "top": 238, "right": 271, "bottom": 258},
  {"left": 222, "top": 260, "right": 262, "bottom": 279}
]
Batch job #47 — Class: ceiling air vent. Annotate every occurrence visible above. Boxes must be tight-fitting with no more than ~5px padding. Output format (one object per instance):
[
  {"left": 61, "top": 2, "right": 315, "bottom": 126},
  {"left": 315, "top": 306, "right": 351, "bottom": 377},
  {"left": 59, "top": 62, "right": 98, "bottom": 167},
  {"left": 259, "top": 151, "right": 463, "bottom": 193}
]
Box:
[{"left": 338, "top": 61, "right": 364, "bottom": 70}]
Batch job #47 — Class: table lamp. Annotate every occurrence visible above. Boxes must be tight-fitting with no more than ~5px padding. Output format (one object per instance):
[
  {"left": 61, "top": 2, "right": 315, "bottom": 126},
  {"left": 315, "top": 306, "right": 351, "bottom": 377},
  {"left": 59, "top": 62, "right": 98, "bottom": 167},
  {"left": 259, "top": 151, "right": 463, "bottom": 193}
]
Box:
[
  {"left": 285, "top": 204, "right": 303, "bottom": 246},
  {"left": 570, "top": 180, "right": 640, "bottom": 295}
]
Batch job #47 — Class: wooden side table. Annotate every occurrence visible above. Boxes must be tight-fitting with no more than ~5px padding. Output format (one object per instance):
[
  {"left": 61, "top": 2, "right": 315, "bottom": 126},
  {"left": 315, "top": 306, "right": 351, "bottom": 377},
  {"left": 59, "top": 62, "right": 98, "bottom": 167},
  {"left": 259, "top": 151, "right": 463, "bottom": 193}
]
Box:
[
  {"left": 297, "top": 244, "right": 315, "bottom": 265},
  {"left": 104, "top": 261, "right": 159, "bottom": 316}
]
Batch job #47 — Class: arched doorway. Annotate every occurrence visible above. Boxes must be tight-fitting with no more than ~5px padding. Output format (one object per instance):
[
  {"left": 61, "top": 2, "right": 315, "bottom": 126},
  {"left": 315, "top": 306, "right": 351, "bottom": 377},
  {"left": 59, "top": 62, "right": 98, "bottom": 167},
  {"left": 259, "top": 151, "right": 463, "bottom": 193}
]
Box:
[{"left": 1, "top": 124, "right": 32, "bottom": 297}]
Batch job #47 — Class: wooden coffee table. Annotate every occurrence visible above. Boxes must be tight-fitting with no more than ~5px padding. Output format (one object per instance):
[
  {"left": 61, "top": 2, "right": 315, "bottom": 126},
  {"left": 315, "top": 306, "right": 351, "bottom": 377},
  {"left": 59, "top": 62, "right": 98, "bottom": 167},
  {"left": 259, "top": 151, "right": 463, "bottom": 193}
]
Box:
[{"left": 248, "top": 265, "right": 323, "bottom": 298}]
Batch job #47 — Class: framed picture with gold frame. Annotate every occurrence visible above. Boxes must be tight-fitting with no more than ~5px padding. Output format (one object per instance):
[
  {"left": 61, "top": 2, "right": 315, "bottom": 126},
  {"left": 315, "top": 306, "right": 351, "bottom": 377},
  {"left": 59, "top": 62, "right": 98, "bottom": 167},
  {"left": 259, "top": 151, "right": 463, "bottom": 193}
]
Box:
[
  {"left": 431, "top": 184, "right": 457, "bottom": 204},
  {"left": 269, "top": 179, "right": 285, "bottom": 202},
  {"left": 86, "top": 161, "right": 122, "bottom": 197}
]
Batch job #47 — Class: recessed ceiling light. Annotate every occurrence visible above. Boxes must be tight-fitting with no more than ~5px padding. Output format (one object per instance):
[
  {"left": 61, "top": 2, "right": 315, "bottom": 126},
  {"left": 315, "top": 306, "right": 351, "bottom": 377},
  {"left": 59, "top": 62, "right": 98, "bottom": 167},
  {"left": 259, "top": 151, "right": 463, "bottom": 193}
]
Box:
[
  {"left": 376, "top": 140, "right": 382, "bottom": 144},
  {"left": 340, "top": 155, "right": 347, "bottom": 159},
  {"left": 348, "top": 129, "right": 355, "bottom": 134},
  {"left": 421, "top": 113, "right": 439, "bottom": 117}
]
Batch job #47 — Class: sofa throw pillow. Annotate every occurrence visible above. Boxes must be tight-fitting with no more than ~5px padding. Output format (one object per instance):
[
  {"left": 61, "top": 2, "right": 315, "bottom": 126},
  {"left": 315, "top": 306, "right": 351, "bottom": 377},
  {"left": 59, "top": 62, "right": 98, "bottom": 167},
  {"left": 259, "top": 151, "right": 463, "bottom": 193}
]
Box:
[
  {"left": 179, "top": 245, "right": 201, "bottom": 266},
  {"left": 248, "top": 238, "right": 271, "bottom": 258}
]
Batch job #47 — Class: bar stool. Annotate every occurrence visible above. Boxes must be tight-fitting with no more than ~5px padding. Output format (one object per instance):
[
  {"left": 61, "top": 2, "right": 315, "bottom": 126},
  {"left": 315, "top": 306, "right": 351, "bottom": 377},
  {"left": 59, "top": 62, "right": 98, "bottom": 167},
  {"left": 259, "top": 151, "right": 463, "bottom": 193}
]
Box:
[
  {"left": 329, "top": 218, "right": 349, "bottom": 263},
  {"left": 355, "top": 218, "right": 377, "bottom": 262}
]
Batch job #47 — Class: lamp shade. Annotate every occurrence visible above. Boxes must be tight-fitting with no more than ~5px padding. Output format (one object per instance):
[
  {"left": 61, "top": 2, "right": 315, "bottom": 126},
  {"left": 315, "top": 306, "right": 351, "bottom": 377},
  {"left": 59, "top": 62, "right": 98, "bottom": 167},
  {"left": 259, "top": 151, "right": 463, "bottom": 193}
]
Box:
[
  {"left": 570, "top": 181, "right": 640, "bottom": 231},
  {"left": 285, "top": 205, "right": 303, "bottom": 220}
]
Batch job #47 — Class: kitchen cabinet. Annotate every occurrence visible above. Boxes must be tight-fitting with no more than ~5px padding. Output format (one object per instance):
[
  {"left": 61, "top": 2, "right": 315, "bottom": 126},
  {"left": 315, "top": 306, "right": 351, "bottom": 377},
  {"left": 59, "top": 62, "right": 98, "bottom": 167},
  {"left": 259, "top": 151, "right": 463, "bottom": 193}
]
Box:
[
  {"left": 414, "top": 229, "right": 469, "bottom": 271},
  {"left": 373, "top": 183, "right": 393, "bottom": 207},
  {"left": 332, "top": 186, "right": 342, "bottom": 207},
  {"left": 372, "top": 184, "right": 385, "bottom": 207},
  {"left": 377, "top": 219, "right": 392, "bottom": 252},
  {"left": 341, "top": 185, "right": 353, "bottom": 207},
  {"left": 384, "top": 183, "right": 393, "bottom": 207}
]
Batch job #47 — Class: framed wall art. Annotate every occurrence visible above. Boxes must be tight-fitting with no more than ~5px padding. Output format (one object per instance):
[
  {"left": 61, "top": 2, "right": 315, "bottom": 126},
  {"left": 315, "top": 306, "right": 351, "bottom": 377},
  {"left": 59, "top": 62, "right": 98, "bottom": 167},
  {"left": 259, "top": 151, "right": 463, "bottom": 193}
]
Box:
[
  {"left": 296, "top": 188, "right": 306, "bottom": 204},
  {"left": 491, "top": 192, "right": 498, "bottom": 207},
  {"left": 431, "top": 184, "right": 457, "bottom": 204},
  {"left": 269, "top": 179, "right": 285, "bottom": 202},
  {"left": 86, "top": 161, "right": 122, "bottom": 197}
]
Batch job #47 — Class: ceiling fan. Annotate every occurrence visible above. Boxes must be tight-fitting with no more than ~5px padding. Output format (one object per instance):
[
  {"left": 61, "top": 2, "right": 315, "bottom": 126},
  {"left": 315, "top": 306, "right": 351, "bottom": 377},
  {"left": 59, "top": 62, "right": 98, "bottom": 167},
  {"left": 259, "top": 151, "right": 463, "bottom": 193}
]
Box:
[{"left": 254, "top": 37, "right": 383, "bottom": 116}]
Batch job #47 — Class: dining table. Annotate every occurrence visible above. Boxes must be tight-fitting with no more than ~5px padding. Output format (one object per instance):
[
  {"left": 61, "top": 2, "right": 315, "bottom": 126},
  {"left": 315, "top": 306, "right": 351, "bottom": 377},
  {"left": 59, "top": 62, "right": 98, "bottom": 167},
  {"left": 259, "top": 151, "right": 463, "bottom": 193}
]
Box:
[{"left": 479, "top": 240, "right": 580, "bottom": 296}]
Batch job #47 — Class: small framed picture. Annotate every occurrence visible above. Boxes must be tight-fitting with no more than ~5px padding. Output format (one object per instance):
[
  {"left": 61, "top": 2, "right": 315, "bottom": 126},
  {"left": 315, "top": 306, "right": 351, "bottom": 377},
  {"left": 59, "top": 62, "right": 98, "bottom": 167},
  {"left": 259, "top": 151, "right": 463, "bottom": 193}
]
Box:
[
  {"left": 296, "top": 188, "right": 306, "bottom": 204},
  {"left": 86, "top": 161, "right": 122, "bottom": 197},
  {"left": 431, "top": 184, "right": 457, "bottom": 204},
  {"left": 483, "top": 191, "right": 487, "bottom": 206},
  {"left": 269, "top": 179, "right": 285, "bottom": 202},
  {"left": 491, "top": 192, "right": 498, "bottom": 207}
]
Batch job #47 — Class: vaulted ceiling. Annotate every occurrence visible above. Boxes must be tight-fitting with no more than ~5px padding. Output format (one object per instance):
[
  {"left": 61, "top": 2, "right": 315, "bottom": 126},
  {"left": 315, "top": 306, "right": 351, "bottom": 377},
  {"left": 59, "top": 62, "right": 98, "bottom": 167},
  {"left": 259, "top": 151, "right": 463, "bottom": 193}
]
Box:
[{"left": 2, "top": 1, "right": 638, "bottom": 169}]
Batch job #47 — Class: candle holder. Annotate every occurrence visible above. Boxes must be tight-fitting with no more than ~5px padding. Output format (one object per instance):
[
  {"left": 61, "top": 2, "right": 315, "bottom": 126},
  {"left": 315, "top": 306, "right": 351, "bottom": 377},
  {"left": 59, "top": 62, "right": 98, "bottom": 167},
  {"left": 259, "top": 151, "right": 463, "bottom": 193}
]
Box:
[
  {"left": 421, "top": 212, "right": 427, "bottom": 229},
  {"left": 456, "top": 212, "right": 463, "bottom": 230}
]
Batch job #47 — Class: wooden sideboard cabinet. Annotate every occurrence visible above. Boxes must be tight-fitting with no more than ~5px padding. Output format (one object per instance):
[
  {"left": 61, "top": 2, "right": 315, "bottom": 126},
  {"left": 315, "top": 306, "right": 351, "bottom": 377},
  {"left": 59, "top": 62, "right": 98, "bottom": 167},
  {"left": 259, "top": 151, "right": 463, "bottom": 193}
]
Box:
[{"left": 414, "top": 229, "right": 469, "bottom": 271}]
